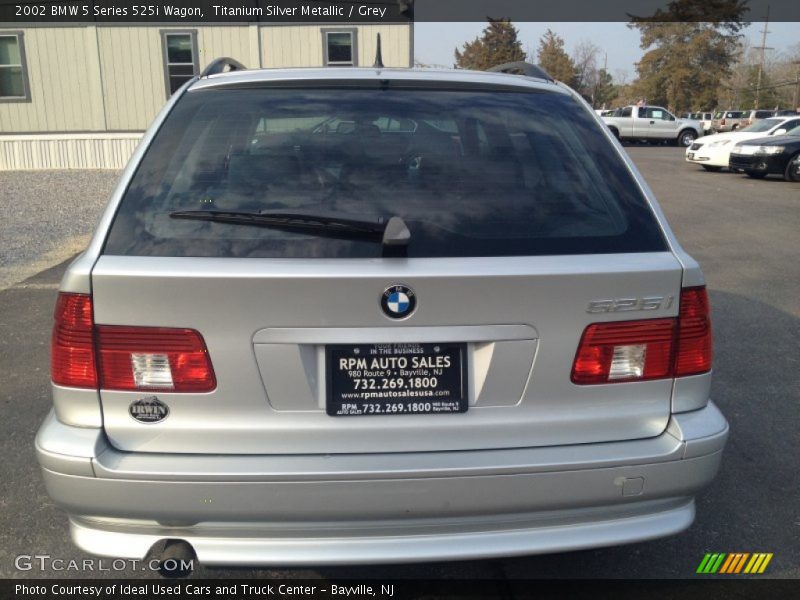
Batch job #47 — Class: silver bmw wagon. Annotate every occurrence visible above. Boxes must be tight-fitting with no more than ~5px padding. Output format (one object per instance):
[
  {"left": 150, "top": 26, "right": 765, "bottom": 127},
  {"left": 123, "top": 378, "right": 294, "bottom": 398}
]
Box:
[{"left": 36, "top": 62, "right": 728, "bottom": 567}]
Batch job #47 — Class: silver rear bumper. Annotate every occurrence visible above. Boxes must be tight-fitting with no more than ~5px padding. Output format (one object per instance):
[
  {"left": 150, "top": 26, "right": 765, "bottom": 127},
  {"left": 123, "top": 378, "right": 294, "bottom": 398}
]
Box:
[{"left": 36, "top": 402, "right": 728, "bottom": 565}]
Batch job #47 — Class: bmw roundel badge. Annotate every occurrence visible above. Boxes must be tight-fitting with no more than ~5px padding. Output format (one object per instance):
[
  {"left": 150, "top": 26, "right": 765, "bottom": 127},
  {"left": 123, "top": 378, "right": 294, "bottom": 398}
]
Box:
[{"left": 381, "top": 284, "right": 417, "bottom": 319}]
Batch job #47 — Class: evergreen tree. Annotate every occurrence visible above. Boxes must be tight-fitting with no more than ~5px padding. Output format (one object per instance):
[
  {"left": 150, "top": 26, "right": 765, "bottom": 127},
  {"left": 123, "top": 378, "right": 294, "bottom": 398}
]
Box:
[
  {"left": 537, "top": 30, "right": 577, "bottom": 86},
  {"left": 738, "top": 65, "right": 783, "bottom": 109},
  {"left": 630, "top": 0, "right": 748, "bottom": 111},
  {"left": 454, "top": 19, "right": 526, "bottom": 70},
  {"left": 593, "top": 69, "right": 617, "bottom": 108}
]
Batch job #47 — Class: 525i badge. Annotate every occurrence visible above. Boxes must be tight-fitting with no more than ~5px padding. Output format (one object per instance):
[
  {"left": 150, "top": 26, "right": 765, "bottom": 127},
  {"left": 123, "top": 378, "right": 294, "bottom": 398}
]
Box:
[{"left": 587, "top": 296, "right": 675, "bottom": 313}]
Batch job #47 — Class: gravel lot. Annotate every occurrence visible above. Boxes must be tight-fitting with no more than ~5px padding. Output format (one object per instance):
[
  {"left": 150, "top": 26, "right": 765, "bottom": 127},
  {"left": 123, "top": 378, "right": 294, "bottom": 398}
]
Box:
[{"left": 0, "top": 170, "right": 120, "bottom": 290}]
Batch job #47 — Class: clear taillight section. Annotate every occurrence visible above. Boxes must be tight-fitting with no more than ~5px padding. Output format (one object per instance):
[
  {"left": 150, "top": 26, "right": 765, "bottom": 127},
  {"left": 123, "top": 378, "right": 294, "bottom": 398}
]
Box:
[
  {"left": 571, "top": 287, "right": 712, "bottom": 385},
  {"left": 51, "top": 293, "right": 215, "bottom": 392}
]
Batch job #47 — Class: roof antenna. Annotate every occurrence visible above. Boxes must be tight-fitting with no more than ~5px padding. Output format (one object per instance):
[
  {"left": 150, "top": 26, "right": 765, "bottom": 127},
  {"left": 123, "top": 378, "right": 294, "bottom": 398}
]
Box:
[{"left": 373, "top": 33, "right": 384, "bottom": 68}]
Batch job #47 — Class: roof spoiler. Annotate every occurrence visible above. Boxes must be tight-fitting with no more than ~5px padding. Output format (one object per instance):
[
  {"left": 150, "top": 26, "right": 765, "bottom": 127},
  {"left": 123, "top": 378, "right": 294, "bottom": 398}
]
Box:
[
  {"left": 201, "top": 57, "right": 247, "bottom": 78},
  {"left": 488, "top": 61, "right": 554, "bottom": 82}
]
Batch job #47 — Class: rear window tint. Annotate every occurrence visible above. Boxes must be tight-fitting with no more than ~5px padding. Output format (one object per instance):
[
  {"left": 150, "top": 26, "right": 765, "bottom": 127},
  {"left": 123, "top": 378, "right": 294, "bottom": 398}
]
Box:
[{"left": 104, "top": 87, "right": 667, "bottom": 258}]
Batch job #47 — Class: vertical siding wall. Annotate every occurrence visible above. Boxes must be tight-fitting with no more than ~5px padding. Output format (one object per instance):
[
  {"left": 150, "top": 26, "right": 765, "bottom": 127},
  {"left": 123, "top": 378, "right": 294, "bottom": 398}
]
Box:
[
  {"left": 0, "top": 133, "right": 143, "bottom": 169},
  {"left": 262, "top": 24, "right": 410, "bottom": 68},
  {"left": 0, "top": 27, "right": 105, "bottom": 132},
  {"left": 0, "top": 24, "right": 411, "bottom": 168}
]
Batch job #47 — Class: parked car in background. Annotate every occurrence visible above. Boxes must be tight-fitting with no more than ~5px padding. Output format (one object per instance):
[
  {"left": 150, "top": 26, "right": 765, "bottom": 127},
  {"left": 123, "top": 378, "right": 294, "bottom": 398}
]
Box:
[
  {"left": 36, "top": 61, "right": 727, "bottom": 568},
  {"left": 686, "top": 116, "right": 800, "bottom": 171},
  {"left": 689, "top": 112, "right": 714, "bottom": 134},
  {"left": 729, "top": 124, "right": 800, "bottom": 181},
  {"left": 774, "top": 109, "right": 799, "bottom": 117},
  {"left": 602, "top": 105, "right": 703, "bottom": 146},
  {"left": 741, "top": 109, "right": 778, "bottom": 128},
  {"left": 711, "top": 110, "right": 746, "bottom": 132}
]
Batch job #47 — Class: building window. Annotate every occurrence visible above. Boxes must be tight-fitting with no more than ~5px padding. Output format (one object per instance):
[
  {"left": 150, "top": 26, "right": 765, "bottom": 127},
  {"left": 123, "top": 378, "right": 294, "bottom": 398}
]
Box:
[
  {"left": 161, "top": 30, "right": 199, "bottom": 96},
  {"left": 322, "top": 29, "right": 358, "bottom": 67},
  {"left": 0, "top": 32, "right": 31, "bottom": 102}
]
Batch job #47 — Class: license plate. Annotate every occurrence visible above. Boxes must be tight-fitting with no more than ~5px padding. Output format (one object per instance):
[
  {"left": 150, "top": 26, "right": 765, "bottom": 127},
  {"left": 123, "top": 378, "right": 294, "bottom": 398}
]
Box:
[{"left": 326, "top": 343, "right": 468, "bottom": 416}]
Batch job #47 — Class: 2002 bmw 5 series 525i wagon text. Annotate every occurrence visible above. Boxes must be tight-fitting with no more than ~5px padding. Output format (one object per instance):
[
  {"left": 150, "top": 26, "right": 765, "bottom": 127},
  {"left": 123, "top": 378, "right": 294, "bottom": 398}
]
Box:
[{"left": 36, "top": 62, "right": 728, "bottom": 567}]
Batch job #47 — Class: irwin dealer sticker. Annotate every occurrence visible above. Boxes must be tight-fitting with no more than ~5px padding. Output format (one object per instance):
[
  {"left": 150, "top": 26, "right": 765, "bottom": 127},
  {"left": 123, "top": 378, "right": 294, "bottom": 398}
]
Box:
[{"left": 129, "top": 396, "right": 170, "bottom": 424}]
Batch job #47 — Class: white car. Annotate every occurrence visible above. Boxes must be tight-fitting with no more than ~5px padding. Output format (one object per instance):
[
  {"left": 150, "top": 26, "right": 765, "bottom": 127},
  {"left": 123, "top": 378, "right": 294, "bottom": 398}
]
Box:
[{"left": 686, "top": 116, "right": 800, "bottom": 171}]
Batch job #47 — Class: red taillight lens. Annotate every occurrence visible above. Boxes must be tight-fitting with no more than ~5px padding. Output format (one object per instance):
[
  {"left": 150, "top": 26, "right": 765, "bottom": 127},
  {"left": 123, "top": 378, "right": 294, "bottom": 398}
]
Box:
[
  {"left": 720, "top": 118, "right": 726, "bottom": 125},
  {"left": 571, "top": 319, "right": 676, "bottom": 384},
  {"left": 51, "top": 293, "right": 98, "bottom": 388},
  {"left": 50, "top": 292, "right": 215, "bottom": 392},
  {"left": 571, "top": 286, "right": 712, "bottom": 384},
  {"left": 96, "top": 326, "right": 216, "bottom": 392},
  {"left": 675, "top": 286, "right": 712, "bottom": 376}
]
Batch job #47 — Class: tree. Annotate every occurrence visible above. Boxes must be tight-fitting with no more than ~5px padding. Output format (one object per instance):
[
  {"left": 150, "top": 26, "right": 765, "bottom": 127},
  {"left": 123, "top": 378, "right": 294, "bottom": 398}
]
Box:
[
  {"left": 537, "top": 30, "right": 577, "bottom": 86},
  {"left": 569, "top": 41, "right": 617, "bottom": 107},
  {"left": 572, "top": 41, "right": 600, "bottom": 98},
  {"left": 454, "top": 19, "right": 525, "bottom": 71},
  {"left": 629, "top": 0, "right": 748, "bottom": 111},
  {"left": 592, "top": 69, "right": 617, "bottom": 108}
]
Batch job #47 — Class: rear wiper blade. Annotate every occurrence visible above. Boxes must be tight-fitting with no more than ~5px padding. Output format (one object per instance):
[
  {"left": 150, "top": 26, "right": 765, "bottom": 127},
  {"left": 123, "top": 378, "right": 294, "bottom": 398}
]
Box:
[{"left": 169, "top": 209, "right": 410, "bottom": 247}]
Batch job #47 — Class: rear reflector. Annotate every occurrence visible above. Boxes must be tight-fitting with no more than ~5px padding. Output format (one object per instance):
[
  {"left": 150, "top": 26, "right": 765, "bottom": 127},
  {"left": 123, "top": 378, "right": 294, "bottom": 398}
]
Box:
[
  {"left": 51, "top": 292, "right": 215, "bottom": 392},
  {"left": 571, "top": 287, "right": 712, "bottom": 384},
  {"left": 51, "top": 293, "right": 97, "bottom": 388},
  {"left": 96, "top": 326, "right": 216, "bottom": 392}
]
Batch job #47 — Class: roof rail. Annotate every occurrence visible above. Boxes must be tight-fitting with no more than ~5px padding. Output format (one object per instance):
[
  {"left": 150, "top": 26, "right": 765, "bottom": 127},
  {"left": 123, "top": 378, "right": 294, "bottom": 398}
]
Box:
[
  {"left": 488, "top": 61, "right": 554, "bottom": 82},
  {"left": 200, "top": 57, "right": 246, "bottom": 78}
]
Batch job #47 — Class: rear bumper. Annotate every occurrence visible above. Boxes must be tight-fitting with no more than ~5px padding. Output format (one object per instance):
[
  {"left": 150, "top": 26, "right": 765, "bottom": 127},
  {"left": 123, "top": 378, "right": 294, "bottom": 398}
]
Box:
[{"left": 36, "top": 403, "right": 728, "bottom": 565}]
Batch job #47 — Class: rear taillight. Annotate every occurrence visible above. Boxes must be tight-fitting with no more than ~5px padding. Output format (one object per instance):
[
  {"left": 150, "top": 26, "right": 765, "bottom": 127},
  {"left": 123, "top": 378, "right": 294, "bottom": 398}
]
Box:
[
  {"left": 52, "top": 293, "right": 97, "bottom": 388},
  {"left": 50, "top": 292, "right": 215, "bottom": 392},
  {"left": 96, "top": 326, "right": 216, "bottom": 392},
  {"left": 571, "top": 319, "right": 676, "bottom": 384},
  {"left": 720, "top": 118, "right": 726, "bottom": 125},
  {"left": 674, "top": 287, "right": 713, "bottom": 376},
  {"left": 571, "top": 287, "right": 712, "bottom": 385}
]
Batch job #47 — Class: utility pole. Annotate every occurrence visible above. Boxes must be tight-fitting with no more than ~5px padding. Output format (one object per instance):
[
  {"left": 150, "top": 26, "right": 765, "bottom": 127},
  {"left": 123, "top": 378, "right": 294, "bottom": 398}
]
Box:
[
  {"left": 794, "top": 60, "right": 800, "bottom": 110},
  {"left": 753, "top": 5, "right": 773, "bottom": 109}
]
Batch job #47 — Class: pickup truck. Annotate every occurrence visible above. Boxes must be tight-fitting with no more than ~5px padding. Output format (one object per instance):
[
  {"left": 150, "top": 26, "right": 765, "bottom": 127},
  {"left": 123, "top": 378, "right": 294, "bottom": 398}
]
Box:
[{"left": 602, "top": 105, "right": 703, "bottom": 146}]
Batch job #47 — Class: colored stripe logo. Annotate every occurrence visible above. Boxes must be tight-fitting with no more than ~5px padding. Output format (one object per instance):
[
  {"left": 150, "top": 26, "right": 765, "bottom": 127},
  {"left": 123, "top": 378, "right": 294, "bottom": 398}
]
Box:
[{"left": 697, "top": 553, "right": 773, "bottom": 574}]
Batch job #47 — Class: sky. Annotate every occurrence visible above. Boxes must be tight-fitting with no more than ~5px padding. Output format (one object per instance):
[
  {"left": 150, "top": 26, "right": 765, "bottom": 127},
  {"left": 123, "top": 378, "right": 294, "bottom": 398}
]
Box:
[{"left": 413, "top": 22, "right": 800, "bottom": 81}]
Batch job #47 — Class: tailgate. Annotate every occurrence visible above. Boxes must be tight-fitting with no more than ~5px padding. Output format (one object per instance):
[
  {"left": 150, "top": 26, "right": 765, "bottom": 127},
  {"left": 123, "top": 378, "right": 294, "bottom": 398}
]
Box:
[{"left": 92, "top": 252, "right": 683, "bottom": 455}]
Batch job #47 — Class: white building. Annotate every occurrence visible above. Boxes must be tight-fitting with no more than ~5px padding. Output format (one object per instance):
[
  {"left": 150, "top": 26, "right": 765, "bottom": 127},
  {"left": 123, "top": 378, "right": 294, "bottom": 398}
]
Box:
[{"left": 0, "top": 22, "right": 413, "bottom": 169}]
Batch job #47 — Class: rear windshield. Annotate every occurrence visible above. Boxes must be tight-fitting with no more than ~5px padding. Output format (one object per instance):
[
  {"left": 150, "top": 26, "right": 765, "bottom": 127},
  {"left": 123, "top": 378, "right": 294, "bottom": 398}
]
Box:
[{"left": 104, "top": 86, "right": 667, "bottom": 258}]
